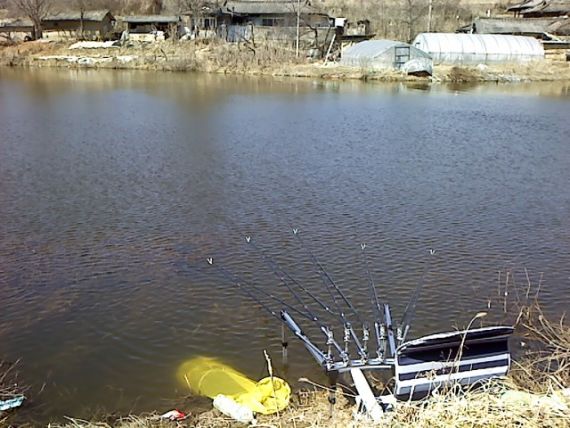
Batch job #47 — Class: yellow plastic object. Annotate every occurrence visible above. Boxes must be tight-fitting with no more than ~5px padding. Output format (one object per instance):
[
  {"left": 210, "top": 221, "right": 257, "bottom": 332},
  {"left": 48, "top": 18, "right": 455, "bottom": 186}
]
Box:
[
  {"left": 235, "top": 376, "right": 291, "bottom": 415},
  {"left": 177, "top": 356, "right": 290, "bottom": 415}
]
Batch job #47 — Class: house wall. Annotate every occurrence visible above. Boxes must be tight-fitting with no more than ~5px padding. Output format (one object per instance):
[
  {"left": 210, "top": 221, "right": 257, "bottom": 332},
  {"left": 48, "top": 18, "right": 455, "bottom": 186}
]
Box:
[
  {"left": 222, "top": 23, "right": 332, "bottom": 51},
  {"left": 129, "top": 32, "right": 166, "bottom": 41},
  {"left": 187, "top": 12, "right": 331, "bottom": 42},
  {"left": 0, "top": 28, "right": 33, "bottom": 41},
  {"left": 126, "top": 22, "right": 179, "bottom": 39},
  {"left": 252, "top": 25, "right": 329, "bottom": 43},
  {"left": 244, "top": 14, "right": 329, "bottom": 28},
  {"left": 42, "top": 16, "right": 114, "bottom": 40}
]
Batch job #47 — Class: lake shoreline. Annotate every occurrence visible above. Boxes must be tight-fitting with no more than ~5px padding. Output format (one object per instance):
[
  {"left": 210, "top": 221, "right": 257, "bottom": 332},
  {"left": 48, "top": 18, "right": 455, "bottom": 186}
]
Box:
[
  {"left": 1, "top": 40, "right": 570, "bottom": 83},
  {"left": 3, "top": 305, "right": 569, "bottom": 428}
]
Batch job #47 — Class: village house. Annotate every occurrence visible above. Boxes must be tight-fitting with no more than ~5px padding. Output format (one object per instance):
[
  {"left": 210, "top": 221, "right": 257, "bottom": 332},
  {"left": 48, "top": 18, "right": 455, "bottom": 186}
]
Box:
[
  {"left": 338, "top": 18, "right": 374, "bottom": 49},
  {"left": 0, "top": 18, "right": 34, "bottom": 41},
  {"left": 457, "top": 9, "right": 570, "bottom": 58},
  {"left": 507, "top": 0, "right": 570, "bottom": 18},
  {"left": 183, "top": 0, "right": 333, "bottom": 46},
  {"left": 548, "top": 17, "right": 570, "bottom": 35},
  {"left": 121, "top": 15, "right": 181, "bottom": 41},
  {"left": 456, "top": 17, "right": 560, "bottom": 38},
  {"left": 42, "top": 10, "right": 115, "bottom": 41}
]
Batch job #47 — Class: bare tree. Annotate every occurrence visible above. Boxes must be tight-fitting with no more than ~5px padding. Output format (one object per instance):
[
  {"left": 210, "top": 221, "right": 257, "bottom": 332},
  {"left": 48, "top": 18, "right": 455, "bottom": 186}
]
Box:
[
  {"left": 74, "top": 0, "right": 85, "bottom": 39},
  {"left": 11, "top": 0, "right": 51, "bottom": 39},
  {"left": 178, "top": 0, "right": 212, "bottom": 15},
  {"left": 431, "top": 0, "right": 468, "bottom": 33},
  {"left": 285, "top": 0, "right": 311, "bottom": 57},
  {"left": 179, "top": 0, "right": 214, "bottom": 35},
  {"left": 402, "top": 0, "right": 427, "bottom": 42},
  {"left": 144, "top": 0, "right": 163, "bottom": 14}
]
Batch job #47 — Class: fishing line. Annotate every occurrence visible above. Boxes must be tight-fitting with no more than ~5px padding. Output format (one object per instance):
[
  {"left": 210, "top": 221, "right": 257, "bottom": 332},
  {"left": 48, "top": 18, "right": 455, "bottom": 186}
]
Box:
[
  {"left": 209, "top": 255, "right": 350, "bottom": 361},
  {"left": 243, "top": 236, "right": 349, "bottom": 358},
  {"left": 218, "top": 217, "right": 330, "bottom": 320},
  {"left": 399, "top": 249, "right": 435, "bottom": 342},
  {"left": 360, "top": 243, "right": 384, "bottom": 321},
  {"left": 244, "top": 234, "right": 339, "bottom": 321},
  {"left": 291, "top": 228, "right": 371, "bottom": 359},
  {"left": 292, "top": 228, "right": 364, "bottom": 326},
  {"left": 360, "top": 243, "right": 385, "bottom": 354},
  {"left": 206, "top": 256, "right": 315, "bottom": 323}
]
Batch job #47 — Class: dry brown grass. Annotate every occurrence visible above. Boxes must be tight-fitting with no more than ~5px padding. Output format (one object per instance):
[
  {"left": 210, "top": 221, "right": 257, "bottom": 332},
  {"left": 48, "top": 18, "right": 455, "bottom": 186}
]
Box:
[
  {"left": 511, "top": 306, "right": 570, "bottom": 394},
  {"left": 2, "top": 39, "right": 570, "bottom": 83},
  {"left": 0, "top": 360, "right": 26, "bottom": 427},
  {"left": 48, "top": 380, "right": 570, "bottom": 428},
  {"left": 0, "top": 360, "right": 25, "bottom": 402}
]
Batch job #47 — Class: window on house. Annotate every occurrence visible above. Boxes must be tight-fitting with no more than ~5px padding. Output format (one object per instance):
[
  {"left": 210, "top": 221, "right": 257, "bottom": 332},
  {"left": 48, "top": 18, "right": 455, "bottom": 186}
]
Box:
[
  {"left": 202, "top": 17, "right": 216, "bottom": 29},
  {"left": 261, "top": 17, "right": 284, "bottom": 27}
]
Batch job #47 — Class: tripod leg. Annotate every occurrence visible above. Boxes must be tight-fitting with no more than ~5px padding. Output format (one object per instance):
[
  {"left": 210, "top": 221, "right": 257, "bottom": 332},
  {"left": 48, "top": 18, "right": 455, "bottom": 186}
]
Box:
[
  {"left": 350, "top": 368, "right": 383, "bottom": 422},
  {"left": 327, "top": 371, "right": 339, "bottom": 418},
  {"left": 281, "top": 323, "right": 288, "bottom": 365}
]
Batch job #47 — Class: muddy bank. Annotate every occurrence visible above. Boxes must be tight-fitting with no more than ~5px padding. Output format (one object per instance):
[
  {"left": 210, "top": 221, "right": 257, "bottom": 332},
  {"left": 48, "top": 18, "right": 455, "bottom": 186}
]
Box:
[{"left": 1, "top": 40, "right": 570, "bottom": 83}]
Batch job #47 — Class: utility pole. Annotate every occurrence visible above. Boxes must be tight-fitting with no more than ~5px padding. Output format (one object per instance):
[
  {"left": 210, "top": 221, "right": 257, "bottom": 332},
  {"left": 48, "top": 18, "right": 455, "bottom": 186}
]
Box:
[
  {"left": 295, "top": 0, "right": 300, "bottom": 57},
  {"left": 427, "top": 0, "right": 433, "bottom": 32}
]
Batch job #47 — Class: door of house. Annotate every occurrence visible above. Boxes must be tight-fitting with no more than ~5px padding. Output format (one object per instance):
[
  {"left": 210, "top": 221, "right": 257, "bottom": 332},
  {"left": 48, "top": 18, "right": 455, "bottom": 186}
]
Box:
[{"left": 394, "top": 46, "right": 411, "bottom": 68}]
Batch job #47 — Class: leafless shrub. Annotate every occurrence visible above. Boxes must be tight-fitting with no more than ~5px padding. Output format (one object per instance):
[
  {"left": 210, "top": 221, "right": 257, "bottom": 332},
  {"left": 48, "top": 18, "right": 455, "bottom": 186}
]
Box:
[
  {"left": 0, "top": 360, "right": 25, "bottom": 402},
  {"left": 9, "top": 0, "right": 50, "bottom": 39},
  {"left": 315, "top": 0, "right": 476, "bottom": 42},
  {"left": 511, "top": 304, "right": 570, "bottom": 393}
]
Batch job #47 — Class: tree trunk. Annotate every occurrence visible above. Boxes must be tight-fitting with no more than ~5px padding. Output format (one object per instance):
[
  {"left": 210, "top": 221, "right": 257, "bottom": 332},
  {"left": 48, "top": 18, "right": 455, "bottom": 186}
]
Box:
[
  {"left": 33, "top": 18, "right": 42, "bottom": 39},
  {"left": 80, "top": 9, "right": 84, "bottom": 40}
]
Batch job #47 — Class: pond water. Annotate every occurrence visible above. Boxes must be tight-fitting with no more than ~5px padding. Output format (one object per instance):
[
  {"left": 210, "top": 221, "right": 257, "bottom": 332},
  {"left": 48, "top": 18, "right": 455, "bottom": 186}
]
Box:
[{"left": 0, "top": 68, "right": 569, "bottom": 423}]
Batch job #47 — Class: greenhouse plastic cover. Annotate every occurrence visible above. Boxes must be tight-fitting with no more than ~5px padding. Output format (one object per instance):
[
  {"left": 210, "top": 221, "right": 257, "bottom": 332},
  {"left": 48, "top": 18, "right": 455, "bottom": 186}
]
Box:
[
  {"left": 340, "top": 39, "right": 431, "bottom": 69},
  {"left": 412, "top": 33, "right": 544, "bottom": 65}
]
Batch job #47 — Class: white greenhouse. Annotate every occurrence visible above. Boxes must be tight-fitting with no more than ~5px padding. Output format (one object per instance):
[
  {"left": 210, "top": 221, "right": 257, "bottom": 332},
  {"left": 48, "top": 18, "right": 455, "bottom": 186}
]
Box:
[
  {"left": 340, "top": 40, "right": 433, "bottom": 74},
  {"left": 412, "top": 33, "right": 544, "bottom": 65}
]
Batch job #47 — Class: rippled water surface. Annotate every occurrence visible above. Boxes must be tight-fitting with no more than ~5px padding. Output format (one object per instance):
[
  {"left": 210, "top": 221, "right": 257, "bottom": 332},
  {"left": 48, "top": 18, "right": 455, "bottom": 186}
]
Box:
[{"left": 1, "top": 69, "right": 569, "bottom": 422}]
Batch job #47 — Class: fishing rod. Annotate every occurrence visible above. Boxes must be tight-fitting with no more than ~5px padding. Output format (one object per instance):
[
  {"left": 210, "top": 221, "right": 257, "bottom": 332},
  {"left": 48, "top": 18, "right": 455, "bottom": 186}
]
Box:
[
  {"left": 399, "top": 248, "right": 435, "bottom": 343},
  {"left": 292, "top": 228, "right": 364, "bottom": 325},
  {"left": 243, "top": 235, "right": 335, "bottom": 322},
  {"left": 219, "top": 220, "right": 336, "bottom": 320},
  {"left": 243, "top": 235, "right": 351, "bottom": 362},
  {"left": 360, "top": 243, "right": 386, "bottom": 359},
  {"left": 206, "top": 257, "right": 280, "bottom": 321},
  {"left": 292, "top": 228, "right": 369, "bottom": 360},
  {"left": 241, "top": 236, "right": 349, "bottom": 361},
  {"left": 206, "top": 256, "right": 315, "bottom": 323},
  {"left": 206, "top": 256, "right": 347, "bottom": 363}
]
